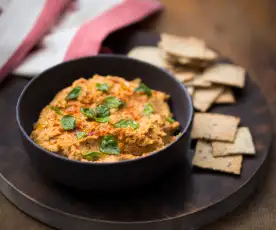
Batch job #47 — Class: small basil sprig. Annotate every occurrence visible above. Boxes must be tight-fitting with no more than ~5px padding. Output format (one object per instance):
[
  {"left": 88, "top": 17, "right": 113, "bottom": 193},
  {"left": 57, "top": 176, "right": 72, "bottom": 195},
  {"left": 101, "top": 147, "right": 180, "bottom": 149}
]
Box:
[
  {"left": 104, "top": 96, "right": 124, "bottom": 109},
  {"left": 95, "top": 105, "right": 110, "bottom": 123},
  {"left": 61, "top": 115, "right": 76, "bottom": 130},
  {"left": 167, "top": 117, "right": 175, "bottom": 123},
  {"left": 80, "top": 108, "right": 96, "bottom": 119},
  {"left": 95, "top": 105, "right": 110, "bottom": 117},
  {"left": 83, "top": 152, "right": 101, "bottom": 161},
  {"left": 96, "top": 83, "right": 109, "bottom": 92},
  {"left": 134, "top": 83, "right": 152, "bottom": 97},
  {"left": 114, "top": 119, "right": 139, "bottom": 130},
  {"left": 80, "top": 105, "right": 110, "bottom": 123},
  {"left": 49, "top": 106, "right": 63, "bottom": 115},
  {"left": 95, "top": 116, "right": 110, "bottom": 123},
  {"left": 66, "top": 86, "right": 81, "bottom": 100},
  {"left": 143, "top": 103, "right": 154, "bottom": 116},
  {"left": 100, "top": 135, "right": 120, "bottom": 155},
  {"left": 76, "top": 131, "right": 86, "bottom": 139}
]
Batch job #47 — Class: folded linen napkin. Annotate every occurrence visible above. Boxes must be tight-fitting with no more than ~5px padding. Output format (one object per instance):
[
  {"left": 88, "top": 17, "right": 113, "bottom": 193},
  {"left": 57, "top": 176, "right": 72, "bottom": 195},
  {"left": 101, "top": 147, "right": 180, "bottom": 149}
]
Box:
[{"left": 0, "top": 0, "right": 162, "bottom": 82}]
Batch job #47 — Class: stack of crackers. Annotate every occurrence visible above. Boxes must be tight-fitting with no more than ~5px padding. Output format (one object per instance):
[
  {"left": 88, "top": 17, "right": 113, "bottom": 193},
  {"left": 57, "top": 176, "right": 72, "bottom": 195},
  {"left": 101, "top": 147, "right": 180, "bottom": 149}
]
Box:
[
  {"left": 128, "top": 33, "right": 246, "bottom": 113},
  {"left": 191, "top": 113, "right": 255, "bottom": 175},
  {"left": 128, "top": 33, "right": 255, "bottom": 176}
]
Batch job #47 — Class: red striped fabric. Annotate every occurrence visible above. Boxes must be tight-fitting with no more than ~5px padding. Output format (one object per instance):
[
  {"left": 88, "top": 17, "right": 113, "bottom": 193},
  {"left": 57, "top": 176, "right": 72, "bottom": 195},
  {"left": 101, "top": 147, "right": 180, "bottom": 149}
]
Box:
[
  {"left": 0, "top": 0, "right": 70, "bottom": 82},
  {"left": 64, "top": 0, "right": 161, "bottom": 60},
  {"left": 0, "top": 0, "right": 162, "bottom": 81}
]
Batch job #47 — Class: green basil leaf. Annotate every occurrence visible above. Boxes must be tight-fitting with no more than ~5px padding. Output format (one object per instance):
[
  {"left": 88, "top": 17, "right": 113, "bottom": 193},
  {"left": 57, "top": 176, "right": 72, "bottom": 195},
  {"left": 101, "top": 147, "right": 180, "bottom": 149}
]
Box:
[
  {"left": 134, "top": 83, "right": 152, "bottom": 97},
  {"left": 104, "top": 96, "right": 124, "bottom": 109},
  {"left": 114, "top": 119, "right": 139, "bottom": 130},
  {"left": 61, "top": 115, "right": 76, "bottom": 130},
  {"left": 143, "top": 103, "right": 154, "bottom": 116},
  {"left": 49, "top": 106, "right": 63, "bottom": 115},
  {"left": 80, "top": 108, "right": 96, "bottom": 119},
  {"left": 167, "top": 117, "right": 175, "bottom": 123},
  {"left": 95, "top": 116, "right": 110, "bottom": 123},
  {"left": 66, "top": 86, "right": 81, "bottom": 100},
  {"left": 95, "top": 105, "right": 110, "bottom": 117},
  {"left": 100, "top": 135, "right": 120, "bottom": 155},
  {"left": 83, "top": 152, "right": 101, "bottom": 161},
  {"left": 96, "top": 83, "right": 109, "bottom": 92},
  {"left": 76, "top": 131, "right": 86, "bottom": 139}
]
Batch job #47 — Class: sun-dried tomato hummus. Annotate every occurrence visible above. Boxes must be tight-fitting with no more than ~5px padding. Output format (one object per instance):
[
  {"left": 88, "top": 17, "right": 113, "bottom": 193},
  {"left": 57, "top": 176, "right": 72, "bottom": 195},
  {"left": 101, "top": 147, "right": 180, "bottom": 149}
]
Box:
[{"left": 31, "top": 75, "right": 180, "bottom": 163}]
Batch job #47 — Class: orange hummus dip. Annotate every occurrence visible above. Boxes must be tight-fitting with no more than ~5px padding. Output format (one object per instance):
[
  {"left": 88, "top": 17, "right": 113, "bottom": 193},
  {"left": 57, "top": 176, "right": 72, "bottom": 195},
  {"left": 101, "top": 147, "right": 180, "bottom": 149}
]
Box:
[{"left": 31, "top": 75, "right": 180, "bottom": 163}]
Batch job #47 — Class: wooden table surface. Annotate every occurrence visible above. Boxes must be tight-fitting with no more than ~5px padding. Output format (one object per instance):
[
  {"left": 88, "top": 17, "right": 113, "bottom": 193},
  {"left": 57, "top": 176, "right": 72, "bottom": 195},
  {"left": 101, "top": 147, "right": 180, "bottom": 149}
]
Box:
[{"left": 1, "top": 0, "right": 276, "bottom": 229}]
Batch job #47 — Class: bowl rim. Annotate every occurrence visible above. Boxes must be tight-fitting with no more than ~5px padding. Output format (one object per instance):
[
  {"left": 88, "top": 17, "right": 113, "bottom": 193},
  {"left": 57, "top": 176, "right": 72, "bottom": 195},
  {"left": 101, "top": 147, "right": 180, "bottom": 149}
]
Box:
[{"left": 16, "top": 54, "right": 193, "bottom": 166}]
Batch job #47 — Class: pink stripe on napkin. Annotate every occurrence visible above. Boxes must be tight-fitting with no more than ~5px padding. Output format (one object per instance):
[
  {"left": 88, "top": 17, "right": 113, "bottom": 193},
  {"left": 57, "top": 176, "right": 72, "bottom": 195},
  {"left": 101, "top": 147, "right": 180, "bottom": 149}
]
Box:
[
  {"left": 64, "top": 0, "right": 162, "bottom": 60},
  {"left": 0, "top": 0, "right": 70, "bottom": 81}
]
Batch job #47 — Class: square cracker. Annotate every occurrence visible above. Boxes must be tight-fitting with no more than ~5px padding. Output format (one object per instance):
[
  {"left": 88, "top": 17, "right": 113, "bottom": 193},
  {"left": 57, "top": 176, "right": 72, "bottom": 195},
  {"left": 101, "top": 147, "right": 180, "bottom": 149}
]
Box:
[
  {"left": 193, "top": 86, "right": 224, "bottom": 112},
  {"left": 172, "top": 71, "right": 196, "bottom": 82},
  {"left": 159, "top": 33, "right": 218, "bottom": 60},
  {"left": 164, "top": 52, "right": 190, "bottom": 65},
  {"left": 159, "top": 34, "right": 205, "bottom": 58},
  {"left": 212, "top": 127, "right": 256, "bottom": 157},
  {"left": 215, "top": 88, "right": 235, "bottom": 104},
  {"left": 191, "top": 113, "right": 240, "bottom": 142},
  {"left": 185, "top": 75, "right": 212, "bottom": 87},
  {"left": 168, "top": 54, "right": 212, "bottom": 69},
  {"left": 193, "top": 140, "right": 243, "bottom": 175},
  {"left": 127, "top": 46, "right": 170, "bottom": 69},
  {"left": 201, "top": 63, "right": 245, "bottom": 88}
]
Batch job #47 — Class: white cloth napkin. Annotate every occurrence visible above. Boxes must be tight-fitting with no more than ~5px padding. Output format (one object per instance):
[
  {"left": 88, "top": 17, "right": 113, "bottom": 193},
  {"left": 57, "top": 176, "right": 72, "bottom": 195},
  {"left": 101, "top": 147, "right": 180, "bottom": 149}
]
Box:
[{"left": 0, "top": 0, "right": 162, "bottom": 81}]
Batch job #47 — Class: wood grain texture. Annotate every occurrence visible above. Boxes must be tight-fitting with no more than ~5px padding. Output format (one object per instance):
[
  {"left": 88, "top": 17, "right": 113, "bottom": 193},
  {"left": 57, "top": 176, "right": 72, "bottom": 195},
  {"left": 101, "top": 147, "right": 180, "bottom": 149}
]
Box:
[{"left": 1, "top": 0, "right": 276, "bottom": 229}]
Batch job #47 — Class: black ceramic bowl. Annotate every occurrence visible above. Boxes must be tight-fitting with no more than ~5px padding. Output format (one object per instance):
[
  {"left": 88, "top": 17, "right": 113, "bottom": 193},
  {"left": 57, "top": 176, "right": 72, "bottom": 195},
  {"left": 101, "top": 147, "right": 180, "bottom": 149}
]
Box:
[{"left": 16, "top": 55, "right": 193, "bottom": 190}]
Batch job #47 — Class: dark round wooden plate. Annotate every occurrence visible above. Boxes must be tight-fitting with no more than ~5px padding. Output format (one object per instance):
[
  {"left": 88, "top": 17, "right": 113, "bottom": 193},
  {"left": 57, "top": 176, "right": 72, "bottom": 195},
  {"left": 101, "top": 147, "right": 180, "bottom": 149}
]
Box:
[{"left": 0, "top": 31, "right": 273, "bottom": 230}]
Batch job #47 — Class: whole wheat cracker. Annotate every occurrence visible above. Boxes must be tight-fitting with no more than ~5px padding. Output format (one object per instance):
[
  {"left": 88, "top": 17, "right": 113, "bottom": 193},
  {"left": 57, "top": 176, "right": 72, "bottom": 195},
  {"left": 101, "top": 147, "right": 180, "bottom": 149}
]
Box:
[
  {"left": 212, "top": 127, "right": 256, "bottom": 157},
  {"left": 127, "top": 46, "right": 170, "bottom": 69},
  {"left": 167, "top": 53, "right": 212, "bottom": 68},
  {"left": 172, "top": 71, "right": 196, "bottom": 82},
  {"left": 193, "top": 86, "right": 224, "bottom": 112},
  {"left": 185, "top": 75, "right": 212, "bottom": 87},
  {"left": 192, "top": 140, "right": 243, "bottom": 175},
  {"left": 159, "top": 33, "right": 218, "bottom": 60},
  {"left": 215, "top": 88, "right": 236, "bottom": 104},
  {"left": 191, "top": 112, "right": 240, "bottom": 142},
  {"left": 200, "top": 63, "right": 245, "bottom": 88}
]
